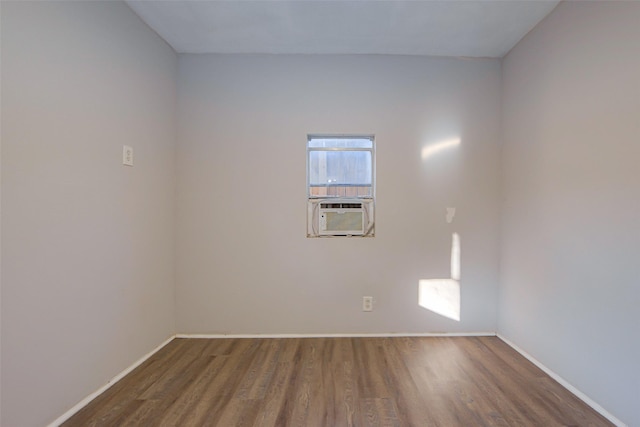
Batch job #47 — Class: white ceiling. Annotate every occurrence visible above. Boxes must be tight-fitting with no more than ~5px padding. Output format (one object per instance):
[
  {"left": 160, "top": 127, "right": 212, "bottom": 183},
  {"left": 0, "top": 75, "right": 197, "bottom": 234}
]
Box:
[{"left": 126, "top": 0, "right": 559, "bottom": 58}]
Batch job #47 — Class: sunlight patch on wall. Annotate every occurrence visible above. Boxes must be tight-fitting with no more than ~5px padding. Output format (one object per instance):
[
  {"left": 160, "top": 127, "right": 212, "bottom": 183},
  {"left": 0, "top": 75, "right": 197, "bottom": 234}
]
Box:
[
  {"left": 419, "top": 279, "right": 460, "bottom": 321},
  {"left": 421, "top": 137, "right": 460, "bottom": 160},
  {"left": 450, "top": 232, "right": 460, "bottom": 281},
  {"left": 419, "top": 232, "right": 461, "bottom": 321}
]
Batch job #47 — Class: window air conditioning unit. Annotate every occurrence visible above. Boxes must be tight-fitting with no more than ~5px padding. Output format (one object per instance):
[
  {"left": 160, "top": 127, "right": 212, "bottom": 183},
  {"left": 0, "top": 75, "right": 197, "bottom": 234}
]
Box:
[{"left": 319, "top": 201, "right": 365, "bottom": 236}]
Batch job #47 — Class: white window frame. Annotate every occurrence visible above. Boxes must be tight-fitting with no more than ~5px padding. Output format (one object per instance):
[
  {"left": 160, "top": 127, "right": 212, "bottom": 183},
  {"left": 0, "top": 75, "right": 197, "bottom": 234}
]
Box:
[{"left": 306, "top": 135, "right": 375, "bottom": 237}]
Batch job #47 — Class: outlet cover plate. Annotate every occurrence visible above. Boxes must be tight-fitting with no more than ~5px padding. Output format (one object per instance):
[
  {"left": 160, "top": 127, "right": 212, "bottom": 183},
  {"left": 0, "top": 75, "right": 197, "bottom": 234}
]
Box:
[{"left": 123, "top": 145, "right": 134, "bottom": 166}]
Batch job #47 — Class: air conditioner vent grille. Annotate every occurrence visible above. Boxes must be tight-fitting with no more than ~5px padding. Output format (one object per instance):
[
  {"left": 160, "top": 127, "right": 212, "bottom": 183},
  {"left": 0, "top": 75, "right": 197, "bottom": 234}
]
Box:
[{"left": 320, "top": 202, "right": 363, "bottom": 209}]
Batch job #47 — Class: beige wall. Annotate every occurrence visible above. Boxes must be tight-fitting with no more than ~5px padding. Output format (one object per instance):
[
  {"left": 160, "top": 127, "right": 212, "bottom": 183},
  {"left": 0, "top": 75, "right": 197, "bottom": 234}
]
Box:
[
  {"left": 176, "top": 54, "right": 501, "bottom": 335},
  {"left": 500, "top": 2, "right": 640, "bottom": 426},
  {"left": 1, "top": 2, "right": 178, "bottom": 426}
]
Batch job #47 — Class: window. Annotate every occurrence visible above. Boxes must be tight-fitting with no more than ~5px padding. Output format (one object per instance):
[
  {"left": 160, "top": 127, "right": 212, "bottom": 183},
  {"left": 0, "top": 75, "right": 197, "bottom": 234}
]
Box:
[
  {"left": 307, "top": 135, "right": 375, "bottom": 237},
  {"left": 307, "top": 135, "right": 374, "bottom": 198}
]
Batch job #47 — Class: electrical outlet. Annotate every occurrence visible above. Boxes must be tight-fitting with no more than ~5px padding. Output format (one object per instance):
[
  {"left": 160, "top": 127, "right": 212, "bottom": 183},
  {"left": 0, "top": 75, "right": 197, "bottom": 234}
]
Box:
[
  {"left": 362, "top": 296, "right": 373, "bottom": 312},
  {"left": 123, "top": 145, "right": 134, "bottom": 166}
]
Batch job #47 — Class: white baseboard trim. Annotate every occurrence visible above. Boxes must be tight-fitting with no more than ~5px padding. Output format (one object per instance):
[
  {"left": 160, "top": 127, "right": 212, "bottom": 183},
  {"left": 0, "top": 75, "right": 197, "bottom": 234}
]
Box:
[
  {"left": 496, "top": 334, "right": 626, "bottom": 427},
  {"left": 176, "top": 332, "right": 496, "bottom": 339},
  {"left": 47, "top": 335, "right": 176, "bottom": 427}
]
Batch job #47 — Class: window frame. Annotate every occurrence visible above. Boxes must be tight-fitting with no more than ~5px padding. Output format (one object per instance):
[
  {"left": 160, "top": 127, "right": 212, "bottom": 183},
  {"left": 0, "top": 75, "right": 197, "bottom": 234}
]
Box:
[{"left": 306, "top": 134, "right": 375, "bottom": 200}]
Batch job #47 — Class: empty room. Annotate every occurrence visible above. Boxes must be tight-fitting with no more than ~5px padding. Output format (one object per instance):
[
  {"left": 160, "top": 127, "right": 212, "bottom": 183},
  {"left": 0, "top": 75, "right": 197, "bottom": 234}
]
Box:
[{"left": 1, "top": 1, "right": 638, "bottom": 426}]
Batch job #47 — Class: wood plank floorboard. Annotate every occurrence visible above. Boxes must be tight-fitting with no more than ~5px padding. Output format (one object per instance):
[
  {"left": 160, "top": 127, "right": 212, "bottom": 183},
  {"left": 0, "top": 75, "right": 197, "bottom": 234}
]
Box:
[{"left": 62, "top": 337, "right": 613, "bottom": 427}]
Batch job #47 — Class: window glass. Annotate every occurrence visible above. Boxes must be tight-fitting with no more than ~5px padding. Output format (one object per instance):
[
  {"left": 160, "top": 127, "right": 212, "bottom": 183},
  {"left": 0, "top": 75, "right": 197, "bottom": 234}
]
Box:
[
  {"left": 308, "top": 137, "right": 373, "bottom": 149},
  {"left": 308, "top": 151, "right": 372, "bottom": 186},
  {"left": 307, "top": 135, "right": 374, "bottom": 199}
]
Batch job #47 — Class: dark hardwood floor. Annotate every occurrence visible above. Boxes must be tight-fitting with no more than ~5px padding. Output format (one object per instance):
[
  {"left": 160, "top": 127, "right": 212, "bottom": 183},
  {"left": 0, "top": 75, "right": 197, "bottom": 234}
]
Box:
[{"left": 62, "top": 336, "right": 613, "bottom": 426}]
